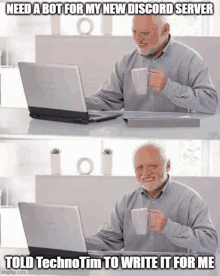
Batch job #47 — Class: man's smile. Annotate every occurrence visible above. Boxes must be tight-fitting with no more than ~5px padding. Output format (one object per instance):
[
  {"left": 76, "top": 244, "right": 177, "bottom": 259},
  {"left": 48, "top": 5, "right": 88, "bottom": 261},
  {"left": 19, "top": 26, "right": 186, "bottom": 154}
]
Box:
[
  {"left": 142, "top": 177, "right": 155, "bottom": 183},
  {"left": 138, "top": 43, "right": 148, "bottom": 48}
]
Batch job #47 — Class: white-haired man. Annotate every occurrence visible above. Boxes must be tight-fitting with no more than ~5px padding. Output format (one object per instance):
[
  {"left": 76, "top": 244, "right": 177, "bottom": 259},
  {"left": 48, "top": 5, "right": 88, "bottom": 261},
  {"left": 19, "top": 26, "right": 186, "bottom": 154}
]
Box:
[
  {"left": 86, "top": 14, "right": 218, "bottom": 114},
  {"left": 86, "top": 144, "right": 218, "bottom": 253}
]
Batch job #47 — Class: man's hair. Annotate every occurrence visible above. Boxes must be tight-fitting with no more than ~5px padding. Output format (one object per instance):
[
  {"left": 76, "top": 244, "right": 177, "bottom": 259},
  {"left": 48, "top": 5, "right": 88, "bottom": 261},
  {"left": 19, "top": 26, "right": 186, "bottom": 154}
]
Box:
[
  {"left": 132, "top": 14, "right": 169, "bottom": 29},
  {"left": 133, "top": 142, "right": 169, "bottom": 168},
  {"left": 153, "top": 15, "right": 169, "bottom": 28}
]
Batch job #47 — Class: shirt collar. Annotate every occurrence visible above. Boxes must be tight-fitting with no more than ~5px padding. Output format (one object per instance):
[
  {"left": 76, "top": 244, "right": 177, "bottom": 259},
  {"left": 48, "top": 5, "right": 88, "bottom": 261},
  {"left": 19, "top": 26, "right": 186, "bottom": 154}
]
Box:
[
  {"left": 139, "top": 34, "right": 172, "bottom": 59},
  {"left": 161, "top": 34, "right": 172, "bottom": 56},
  {"left": 140, "top": 174, "right": 171, "bottom": 198}
]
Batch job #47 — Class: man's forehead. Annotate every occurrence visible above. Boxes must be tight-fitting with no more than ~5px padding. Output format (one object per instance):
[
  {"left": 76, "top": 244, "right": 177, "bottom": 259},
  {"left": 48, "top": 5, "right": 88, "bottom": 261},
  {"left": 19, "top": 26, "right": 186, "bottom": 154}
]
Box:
[
  {"left": 132, "top": 27, "right": 151, "bottom": 32},
  {"left": 135, "top": 146, "right": 163, "bottom": 162},
  {"left": 133, "top": 15, "right": 157, "bottom": 28}
]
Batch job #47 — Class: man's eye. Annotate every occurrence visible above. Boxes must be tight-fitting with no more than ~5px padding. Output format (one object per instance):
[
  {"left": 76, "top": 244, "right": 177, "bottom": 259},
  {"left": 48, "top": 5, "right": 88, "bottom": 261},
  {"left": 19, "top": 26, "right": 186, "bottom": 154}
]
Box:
[
  {"left": 136, "top": 167, "right": 142, "bottom": 171},
  {"left": 150, "top": 165, "right": 158, "bottom": 169},
  {"left": 143, "top": 32, "right": 150, "bottom": 36}
]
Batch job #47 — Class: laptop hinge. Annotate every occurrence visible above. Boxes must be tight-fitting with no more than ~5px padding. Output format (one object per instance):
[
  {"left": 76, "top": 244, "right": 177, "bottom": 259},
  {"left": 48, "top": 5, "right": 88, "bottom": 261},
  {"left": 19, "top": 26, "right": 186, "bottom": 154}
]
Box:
[
  {"left": 28, "top": 246, "right": 89, "bottom": 259},
  {"left": 29, "top": 108, "right": 89, "bottom": 125}
]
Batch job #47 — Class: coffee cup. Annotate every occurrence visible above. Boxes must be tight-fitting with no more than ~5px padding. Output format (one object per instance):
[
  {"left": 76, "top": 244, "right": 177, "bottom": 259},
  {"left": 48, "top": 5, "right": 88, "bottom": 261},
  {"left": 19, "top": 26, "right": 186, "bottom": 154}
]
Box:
[
  {"left": 131, "top": 208, "right": 149, "bottom": 235},
  {"left": 131, "top": 68, "right": 149, "bottom": 95}
]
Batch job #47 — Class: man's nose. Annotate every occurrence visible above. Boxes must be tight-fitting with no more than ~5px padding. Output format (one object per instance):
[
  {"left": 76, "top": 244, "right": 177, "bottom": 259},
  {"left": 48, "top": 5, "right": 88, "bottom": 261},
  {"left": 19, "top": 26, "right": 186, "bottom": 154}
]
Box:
[
  {"left": 143, "top": 166, "right": 151, "bottom": 175},
  {"left": 135, "top": 32, "right": 144, "bottom": 42}
]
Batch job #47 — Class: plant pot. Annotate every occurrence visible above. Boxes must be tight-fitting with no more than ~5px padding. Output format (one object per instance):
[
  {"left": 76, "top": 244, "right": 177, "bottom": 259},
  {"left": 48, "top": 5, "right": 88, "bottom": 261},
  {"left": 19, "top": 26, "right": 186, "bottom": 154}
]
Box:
[
  {"left": 51, "top": 15, "right": 60, "bottom": 35},
  {"left": 51, "top": 154, "right": 61, "bottom": 175},
  {"left": 101, "top": 15, "right": 112, "bottom": 35},
  {"left": 103, "top": 154, "right": 112, "bottom": 175}
]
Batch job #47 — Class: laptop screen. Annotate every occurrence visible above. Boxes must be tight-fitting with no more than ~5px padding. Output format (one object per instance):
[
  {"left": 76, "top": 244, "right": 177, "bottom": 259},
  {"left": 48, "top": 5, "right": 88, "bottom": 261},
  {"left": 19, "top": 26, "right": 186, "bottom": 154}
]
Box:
[
  {"left": 18, "top": 202, "right": 87, "bottom": 253},
  {"left": 19, "top": 62, "right": 88, "bottom": 113}
]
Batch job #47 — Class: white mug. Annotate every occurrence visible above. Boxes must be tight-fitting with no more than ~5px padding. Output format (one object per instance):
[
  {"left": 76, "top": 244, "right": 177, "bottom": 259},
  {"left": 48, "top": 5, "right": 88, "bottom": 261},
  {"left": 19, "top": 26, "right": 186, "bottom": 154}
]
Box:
[
  {"left": 131, "top": 68, "right": 149, "bottom": 95},
  {"left": 131, "top": 208, "right": 149, "bottom": 235}
]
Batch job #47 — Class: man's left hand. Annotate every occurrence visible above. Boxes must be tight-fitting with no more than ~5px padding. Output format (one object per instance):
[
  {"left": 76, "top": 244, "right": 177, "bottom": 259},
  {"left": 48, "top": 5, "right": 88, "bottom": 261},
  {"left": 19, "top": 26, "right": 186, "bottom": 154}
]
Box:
[
  {"left": 149, "top": 69, "right": 167, "bottom": 91},
  {"left": 148, "top": 209, "right": 167, "bottom": 231}
]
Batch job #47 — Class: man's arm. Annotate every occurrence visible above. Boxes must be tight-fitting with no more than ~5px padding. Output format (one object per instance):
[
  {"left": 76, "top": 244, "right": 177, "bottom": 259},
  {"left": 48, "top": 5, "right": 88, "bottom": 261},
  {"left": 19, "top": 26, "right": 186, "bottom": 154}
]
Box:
[
  {"left": 160, "top": 194, "right": 218, "bottom": 254},
  {"left": 160, "top": 55, "right": 218, "bottom": 114},
  {"left": 85, "top": 198, "right": 125, "bottom": 251},
  {"left": 85, "top": 59, "right": 125, "bottom": 111}
]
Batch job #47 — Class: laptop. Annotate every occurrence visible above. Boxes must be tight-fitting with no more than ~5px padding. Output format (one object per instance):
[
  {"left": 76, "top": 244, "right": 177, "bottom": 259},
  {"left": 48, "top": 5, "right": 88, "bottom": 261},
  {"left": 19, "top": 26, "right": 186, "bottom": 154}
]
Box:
[
  {"left": 18, "top": 62, "right": 122, "bottom": 125},
  {"left": 18, "top": 202, "right": 104, "bottom": 259}
]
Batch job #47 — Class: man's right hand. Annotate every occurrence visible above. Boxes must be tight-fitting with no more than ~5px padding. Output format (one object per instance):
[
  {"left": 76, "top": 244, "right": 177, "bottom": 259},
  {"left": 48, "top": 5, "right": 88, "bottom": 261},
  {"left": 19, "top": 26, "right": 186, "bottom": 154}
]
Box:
[
  {"left": 149, "top": 70, "right": 167, "bottom": 92},
  {"left": 149, "top": 209, "right": 167, "bottom": 231}
]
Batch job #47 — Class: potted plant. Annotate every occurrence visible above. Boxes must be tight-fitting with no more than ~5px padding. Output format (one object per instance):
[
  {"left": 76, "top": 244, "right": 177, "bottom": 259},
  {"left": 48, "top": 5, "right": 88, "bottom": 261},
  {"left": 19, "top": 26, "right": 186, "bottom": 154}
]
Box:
[
  {"left": 103, "top": 148, "right": 113, "bottom": 175},
  {"left": 50, "top": 148, "right": 61, "bottom": 175}
]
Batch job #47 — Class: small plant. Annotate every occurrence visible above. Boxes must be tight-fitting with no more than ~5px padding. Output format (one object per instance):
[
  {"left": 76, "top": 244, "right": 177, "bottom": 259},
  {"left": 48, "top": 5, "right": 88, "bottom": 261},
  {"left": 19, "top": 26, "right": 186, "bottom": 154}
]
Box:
[
  {"left": 103, "top": 148, "right": 113, "bottom": 155},
  {"left": 50, "top": 148, "right": 62, "bottom": 154}
]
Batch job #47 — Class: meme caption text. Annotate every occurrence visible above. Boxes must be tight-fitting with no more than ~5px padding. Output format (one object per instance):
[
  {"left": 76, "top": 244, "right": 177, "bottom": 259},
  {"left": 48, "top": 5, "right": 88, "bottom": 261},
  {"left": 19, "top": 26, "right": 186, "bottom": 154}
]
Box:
[
  {"left": 5, "top": 255, "right": 215, "bottom": 269},
  {"left": 6, "top": 2, "right": 214, "bottom": 15}
]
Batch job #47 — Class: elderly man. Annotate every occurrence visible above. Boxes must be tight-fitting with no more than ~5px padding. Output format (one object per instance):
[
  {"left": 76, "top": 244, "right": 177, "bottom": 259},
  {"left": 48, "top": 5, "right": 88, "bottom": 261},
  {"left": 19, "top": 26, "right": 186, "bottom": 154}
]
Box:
[
  {"left": 86, "top": 144, "right": 218, "bottom": 253},
  {"left": 85, "top": 15, "right": 218, "bottom": 114}
]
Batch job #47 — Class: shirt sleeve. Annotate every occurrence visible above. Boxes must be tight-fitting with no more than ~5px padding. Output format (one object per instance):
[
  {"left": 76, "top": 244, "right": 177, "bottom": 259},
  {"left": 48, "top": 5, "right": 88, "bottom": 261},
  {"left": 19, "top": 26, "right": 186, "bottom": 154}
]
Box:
[
  {"left": 85, "top": 197, "right": 125, "bottom": 251},
  {"left": 160, "top": 193, "right": 218, "bottom": 254},
  {"left": 85, "top": 56, "right": 126, "bottom": 111},
  {"left": 161, "top": 54, "right": 218, "bottom": 114}
]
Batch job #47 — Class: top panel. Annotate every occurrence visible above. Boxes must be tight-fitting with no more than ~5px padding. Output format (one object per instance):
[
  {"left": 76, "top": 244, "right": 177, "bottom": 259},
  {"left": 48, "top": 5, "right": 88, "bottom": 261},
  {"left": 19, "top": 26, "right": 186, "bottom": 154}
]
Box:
[{"left": 1, "top": 35, "right": 219, "bottom": 139}]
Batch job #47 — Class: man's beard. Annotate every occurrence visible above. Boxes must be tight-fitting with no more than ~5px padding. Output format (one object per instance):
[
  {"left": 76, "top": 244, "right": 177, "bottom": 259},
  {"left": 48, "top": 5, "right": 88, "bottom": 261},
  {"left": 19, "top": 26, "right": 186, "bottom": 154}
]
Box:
[
  {"left": 140, "top": 181, "right": 161, "bottom": 192},
  {"left": 137, "top": 36, "right": 167, "bottom": 56},
  {"left": 137, "top": 44, "right": 159, "bottom": 56},
  {"left": 140, "top": 174, "right": 169, "bottom": 192}
]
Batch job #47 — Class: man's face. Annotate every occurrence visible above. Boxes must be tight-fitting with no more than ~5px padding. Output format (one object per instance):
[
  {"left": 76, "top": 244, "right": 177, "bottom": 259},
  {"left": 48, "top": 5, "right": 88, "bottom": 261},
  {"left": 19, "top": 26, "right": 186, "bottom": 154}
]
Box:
[
  {"left": 132, "top": 15, "right": 165, "bottom": 55},
  {"left": 135, "top": 146, "right": 169, "bottom": 192}
]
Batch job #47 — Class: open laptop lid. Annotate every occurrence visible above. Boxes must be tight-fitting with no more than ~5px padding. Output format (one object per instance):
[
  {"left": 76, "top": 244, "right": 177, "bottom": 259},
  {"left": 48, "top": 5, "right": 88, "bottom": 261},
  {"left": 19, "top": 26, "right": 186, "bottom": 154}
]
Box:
[
  {"left": 18, "top": 202, "right": 88, "bottom": 256},
  {"left": 18, "top": 62, "right": 89, "bottom": 122}
]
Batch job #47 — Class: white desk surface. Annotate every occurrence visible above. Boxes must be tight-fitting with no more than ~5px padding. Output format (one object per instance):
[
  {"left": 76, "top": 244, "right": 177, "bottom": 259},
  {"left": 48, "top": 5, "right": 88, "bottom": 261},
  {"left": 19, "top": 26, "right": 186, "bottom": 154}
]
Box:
[
  {"left": 0, "top": 248, "right": 219, "bottom": 275},
  {"left": 0, "top": 108, "right": 220, "bottom": 139}
]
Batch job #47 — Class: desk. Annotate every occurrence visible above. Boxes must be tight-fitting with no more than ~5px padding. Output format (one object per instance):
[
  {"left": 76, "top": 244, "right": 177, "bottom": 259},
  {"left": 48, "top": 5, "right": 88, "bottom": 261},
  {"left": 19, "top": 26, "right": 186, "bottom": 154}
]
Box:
[
  {"left": 0, "top": 108, "right": 220, "bottom": 139},
  {"left": 0, "top": 248, "right": 219, "bottom": 275}
]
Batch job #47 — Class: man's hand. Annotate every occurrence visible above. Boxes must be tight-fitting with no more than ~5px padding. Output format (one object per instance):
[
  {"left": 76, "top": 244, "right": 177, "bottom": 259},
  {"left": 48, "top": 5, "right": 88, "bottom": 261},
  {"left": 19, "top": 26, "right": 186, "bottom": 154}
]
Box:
[
  {"left": 149, "top": 209, "right": 167, "bottom": 231},
  {"left": 149, "top": 69, "right": 167, "bottom": 91}
]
